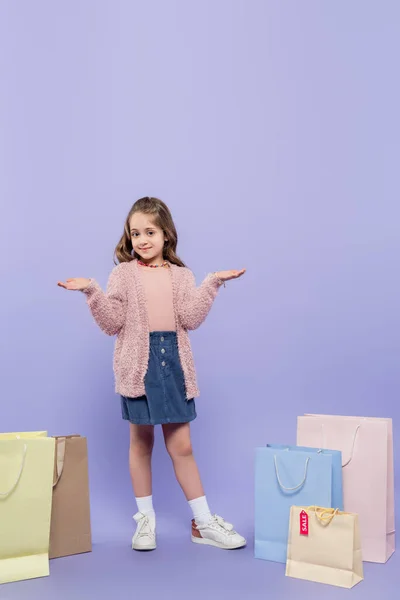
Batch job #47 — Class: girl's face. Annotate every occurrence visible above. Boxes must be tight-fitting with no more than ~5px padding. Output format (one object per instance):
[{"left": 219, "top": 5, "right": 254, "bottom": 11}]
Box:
[{"left": 129, "top": 212, "right": 167, "bottom": 265}]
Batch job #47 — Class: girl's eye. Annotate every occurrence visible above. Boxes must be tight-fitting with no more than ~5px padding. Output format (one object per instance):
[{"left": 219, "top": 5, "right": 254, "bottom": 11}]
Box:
[{"left": 131, "top": 230, "right": 156, "bottom": 238}]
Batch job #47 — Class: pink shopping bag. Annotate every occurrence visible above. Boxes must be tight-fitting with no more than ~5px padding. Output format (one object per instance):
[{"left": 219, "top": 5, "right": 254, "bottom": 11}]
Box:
[{"left": 297, "top": 414, "right": 395, "bottom": 563}]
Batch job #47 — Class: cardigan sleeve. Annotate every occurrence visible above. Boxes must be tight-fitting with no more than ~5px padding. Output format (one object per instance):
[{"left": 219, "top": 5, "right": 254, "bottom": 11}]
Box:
[
  {"left": 178, "top": 268, "right": 222, "bottom": 331},
  {"left": 82, "top": 264, "right": 127, "bottom": 336}
]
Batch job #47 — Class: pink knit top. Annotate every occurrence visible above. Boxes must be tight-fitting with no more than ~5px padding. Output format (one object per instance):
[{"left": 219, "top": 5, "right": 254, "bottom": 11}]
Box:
[{"left": 138, "top": 264, "right": 176, "bottom": 332}]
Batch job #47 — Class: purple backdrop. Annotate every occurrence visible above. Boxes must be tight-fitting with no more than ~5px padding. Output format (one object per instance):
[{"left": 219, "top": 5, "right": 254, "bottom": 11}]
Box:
[{"left": 1, "top": 0, "right": 399, "bottom": 598}]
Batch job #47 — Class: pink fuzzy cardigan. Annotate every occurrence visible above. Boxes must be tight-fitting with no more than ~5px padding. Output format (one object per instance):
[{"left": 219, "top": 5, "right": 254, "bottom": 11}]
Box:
[{"left": 82, "top": 259, "right": 221, "bottom": 399}]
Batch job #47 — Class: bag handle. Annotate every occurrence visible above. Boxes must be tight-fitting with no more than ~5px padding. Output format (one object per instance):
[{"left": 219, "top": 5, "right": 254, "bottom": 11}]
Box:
[
  {"left": 306, "top": 505, "right": 340, "bottom": 525},
  {"left": 320, "top": 424, "right": 360, "bottom": 467},
  {"left": 52, "top": 435, "right": 81, "bottom": 487},
  {"left": 274, "top": 455, "right": 310, "bottom": 491},
  {"left": 53, "top": 437, "right": 66, "bottom": 487},
  {"left": 0, "top": 443, "right": 28, "bottom": 498},
  {"left": 306, "top": 506, "right": 391, "bottom": 531}
]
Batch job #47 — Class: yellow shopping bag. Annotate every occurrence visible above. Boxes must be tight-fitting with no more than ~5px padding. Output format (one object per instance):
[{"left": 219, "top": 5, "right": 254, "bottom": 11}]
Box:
[
  {"left": 0, "top": 432, "right": 55, "bottom": 584},
  {"left": 0, "top": 432, "right": 47, "bottom": 440},
  {"left": 286, "top": 506, "right": 364, "bottom": 588}
]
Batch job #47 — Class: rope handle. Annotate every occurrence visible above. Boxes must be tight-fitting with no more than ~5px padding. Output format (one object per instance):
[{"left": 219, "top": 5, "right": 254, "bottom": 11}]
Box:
[
  {"left": 52, "top": 435, "right": 82, "bottom": 487},
  {"left": 0, "top": 443, "right": 28, "bottom": 498},
  {"left": 305, "top": 507, "right": 396, "bottom": 532},
  {"left": 305, "top": 505, "right": 340, "bottom": 525},
  {"left": 320, "top": 424, "right": 360, "bottom": 467},
  {"left": 274, "top": 455, "right": 310, "bottom": 491},
  {"left": 53, "top": 437, "right": 66, "bottom": 488}
]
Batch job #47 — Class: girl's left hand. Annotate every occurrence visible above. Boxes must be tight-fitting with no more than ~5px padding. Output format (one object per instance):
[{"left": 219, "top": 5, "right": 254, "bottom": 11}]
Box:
[{"left": 215, "top": 269, "right": 246, "bottom": 282}]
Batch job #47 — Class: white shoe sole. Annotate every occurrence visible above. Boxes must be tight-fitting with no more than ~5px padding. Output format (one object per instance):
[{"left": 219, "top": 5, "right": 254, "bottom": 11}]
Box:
[
  {"left": 191, "top": 535, "right": 246, "bottom": 550},
  {"left": 132, "top": 540, "right": 157, "bottom": 551}
]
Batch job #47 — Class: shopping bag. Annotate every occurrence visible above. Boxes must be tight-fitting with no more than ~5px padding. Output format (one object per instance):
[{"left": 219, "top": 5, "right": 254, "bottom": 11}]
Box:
[
  {"left": 255, "top": 445, "right": 337, "bottom": 562},
  {"left": 286, "top": 506, "right": 364, "bottom": 588},
  {"left": 49, "top": 435, "right": 92, "bottom": 558},
  {"left": 0, "top": 433, "right": 55, "bottom": 584},
  {"left": 297, "top": 414, "right": 395, "bottom": 563}
]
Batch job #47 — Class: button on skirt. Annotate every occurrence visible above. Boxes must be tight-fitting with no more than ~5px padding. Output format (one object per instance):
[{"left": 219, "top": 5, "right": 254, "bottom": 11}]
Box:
[{"left": 121, "top": 331, "right": 197, "bottom": 426}]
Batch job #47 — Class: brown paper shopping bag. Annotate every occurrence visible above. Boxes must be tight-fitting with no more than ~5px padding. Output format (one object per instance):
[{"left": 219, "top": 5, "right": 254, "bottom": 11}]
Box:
[
  {"left": 49, "top": 435, "right": 92, "bottom": 559},
  {"left": 286, "top": 506, "right": 364, "bottom": 589}
]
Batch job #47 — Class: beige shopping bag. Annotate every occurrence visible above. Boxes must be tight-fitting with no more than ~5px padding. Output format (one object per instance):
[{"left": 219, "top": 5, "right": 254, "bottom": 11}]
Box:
[
  {"left": 286, "top": 506, "right": 363, "bottom": 588},
  {"left": 0, "top": 433, "right": 55, "bottom": 584},
  {"left": 49, "top": 435, "right": 92, "bottom": 559},
  {"left": 297, "top": 414, "right": 395, "bottom": 563}
]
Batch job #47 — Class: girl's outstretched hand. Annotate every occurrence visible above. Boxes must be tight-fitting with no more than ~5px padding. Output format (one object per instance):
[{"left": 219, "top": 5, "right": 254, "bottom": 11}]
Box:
[
  {"left": 57, "top": 278, "right": 91, "bottom": 291},
  {"left": 215, "top": 269, "right": 246, "bottom": 282}
]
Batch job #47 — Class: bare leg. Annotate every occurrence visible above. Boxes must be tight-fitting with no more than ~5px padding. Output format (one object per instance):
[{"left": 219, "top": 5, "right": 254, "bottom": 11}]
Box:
[
  {"left": 162, "top": 422, "right": 205, "bottom": 500},
  {"left": 129, "top": 423, "right": 155, "bottom": 497},
  {"left": 162, "top": 424, "right": 246, "bottom": 549}
]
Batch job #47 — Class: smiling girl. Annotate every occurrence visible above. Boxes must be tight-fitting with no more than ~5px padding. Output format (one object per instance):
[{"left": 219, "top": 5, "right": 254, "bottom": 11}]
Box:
[{"left": 58, "top": 196, "right": 246, "bottom": 552}]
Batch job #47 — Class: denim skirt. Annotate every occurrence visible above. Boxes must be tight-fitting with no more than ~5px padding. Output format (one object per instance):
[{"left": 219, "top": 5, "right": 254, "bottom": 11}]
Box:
[{"left": 121, "top": 331, "right": 197, "bottom": 426}]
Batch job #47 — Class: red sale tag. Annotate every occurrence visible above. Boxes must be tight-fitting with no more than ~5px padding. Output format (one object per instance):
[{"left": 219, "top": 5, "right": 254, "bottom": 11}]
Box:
[{"left": 299, "top": 510, "right": 309, "bottom": 536}]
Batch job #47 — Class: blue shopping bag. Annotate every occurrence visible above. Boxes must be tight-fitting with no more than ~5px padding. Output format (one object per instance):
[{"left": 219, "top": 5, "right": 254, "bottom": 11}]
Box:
[{"left": 255, "top": 445, "right": 343, "bottom": 563}]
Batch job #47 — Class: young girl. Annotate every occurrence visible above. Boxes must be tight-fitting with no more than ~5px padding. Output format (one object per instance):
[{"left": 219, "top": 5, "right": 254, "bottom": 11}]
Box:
[{"left": 58, "top": 197, "right": 246, "bottom": 551}]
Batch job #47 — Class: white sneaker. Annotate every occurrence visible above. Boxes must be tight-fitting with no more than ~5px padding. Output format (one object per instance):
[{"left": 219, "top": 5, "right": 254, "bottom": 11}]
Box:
[
  {"left": 191, "top": 515, "right": 246, "bottom": 550},
  {"left": 132, "top": 512, "right": 156, "bottom": 551}
]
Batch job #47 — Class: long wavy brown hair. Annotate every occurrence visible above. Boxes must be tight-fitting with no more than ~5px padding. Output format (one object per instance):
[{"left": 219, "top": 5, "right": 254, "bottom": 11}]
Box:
[{"left": 114, "top": 197, "right": 186, "bottom": 267}]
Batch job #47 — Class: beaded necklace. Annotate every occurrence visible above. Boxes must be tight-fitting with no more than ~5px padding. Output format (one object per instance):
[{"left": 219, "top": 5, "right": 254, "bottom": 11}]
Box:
[{"left": 137, "top": 259, "right": 169, "bottom": 269}]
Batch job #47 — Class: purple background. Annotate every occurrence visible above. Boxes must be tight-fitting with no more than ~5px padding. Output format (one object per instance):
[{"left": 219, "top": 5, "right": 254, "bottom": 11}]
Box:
[{"left": 1, "top": 0, "right": 399, "bottom": 598}]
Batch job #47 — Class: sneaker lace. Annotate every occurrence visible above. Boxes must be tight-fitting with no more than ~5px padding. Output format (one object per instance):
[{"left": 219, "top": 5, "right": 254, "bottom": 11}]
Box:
[
  {"left": 207, "top": 514, "right": 236, "bottom": 536},
  {"left": 137, "top": 515, "right": 155, "bottom": 540}
]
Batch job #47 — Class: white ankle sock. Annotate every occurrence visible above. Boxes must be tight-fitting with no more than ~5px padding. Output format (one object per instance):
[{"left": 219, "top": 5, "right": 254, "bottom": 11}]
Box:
[
  {"left": 188, "top": 495, "right": 212, "bottom": 526},
  {"left": 136, "top": 495, "right": 155, "bottom": 520}
]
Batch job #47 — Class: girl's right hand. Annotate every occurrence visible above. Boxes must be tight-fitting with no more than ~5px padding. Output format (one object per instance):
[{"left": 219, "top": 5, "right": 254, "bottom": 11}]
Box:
[{"left": 57, "top": 278, "right": 91, "bottom": 291}]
